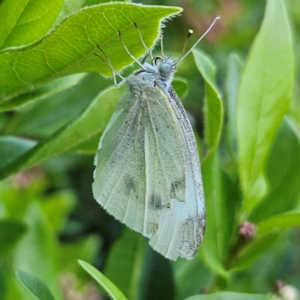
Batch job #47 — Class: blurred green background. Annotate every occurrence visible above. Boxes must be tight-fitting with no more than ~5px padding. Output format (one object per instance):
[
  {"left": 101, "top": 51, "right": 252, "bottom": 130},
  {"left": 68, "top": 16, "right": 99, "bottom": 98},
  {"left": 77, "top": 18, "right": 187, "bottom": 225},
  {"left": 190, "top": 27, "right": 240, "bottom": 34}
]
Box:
[{"left": 0, "top": 0, "right": 300, "bottom": 299}]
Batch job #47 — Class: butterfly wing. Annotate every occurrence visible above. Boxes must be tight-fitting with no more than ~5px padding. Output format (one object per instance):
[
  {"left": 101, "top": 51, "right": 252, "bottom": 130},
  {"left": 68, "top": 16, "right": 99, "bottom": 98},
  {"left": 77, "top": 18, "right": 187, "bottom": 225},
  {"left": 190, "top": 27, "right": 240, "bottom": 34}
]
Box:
[
  {"left": 93, "top": 85, "right": 205, "bottom": 260},
  {"left": 152, "top": 86, "right": 206, "bottom": 259}
]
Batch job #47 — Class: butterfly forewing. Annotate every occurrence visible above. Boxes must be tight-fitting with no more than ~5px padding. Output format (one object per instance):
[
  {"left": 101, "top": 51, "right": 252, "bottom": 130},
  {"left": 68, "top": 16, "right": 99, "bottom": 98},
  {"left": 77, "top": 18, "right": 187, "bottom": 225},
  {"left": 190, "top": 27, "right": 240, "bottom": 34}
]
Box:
[
  {"left": 93, "top": 85, "right": 188, "bottom": 241},
  {"left": 93, "top": 91, "right": 147, "bottom": 233}
]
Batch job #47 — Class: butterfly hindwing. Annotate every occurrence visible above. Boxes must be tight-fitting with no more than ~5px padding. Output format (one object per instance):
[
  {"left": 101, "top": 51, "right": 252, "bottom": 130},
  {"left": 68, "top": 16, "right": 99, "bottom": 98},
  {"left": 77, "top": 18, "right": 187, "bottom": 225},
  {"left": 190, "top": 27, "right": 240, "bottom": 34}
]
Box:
[{"left": 145, "top": 85, "right": 205, "bottom": 260}]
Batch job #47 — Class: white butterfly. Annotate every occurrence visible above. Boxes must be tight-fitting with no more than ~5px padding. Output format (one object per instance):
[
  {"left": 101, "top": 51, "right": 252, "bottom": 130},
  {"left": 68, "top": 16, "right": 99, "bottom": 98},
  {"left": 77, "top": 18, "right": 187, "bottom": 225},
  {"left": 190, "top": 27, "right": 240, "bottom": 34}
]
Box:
[{"left": 93, "top": 17, "right": 219, "bottom": 260}]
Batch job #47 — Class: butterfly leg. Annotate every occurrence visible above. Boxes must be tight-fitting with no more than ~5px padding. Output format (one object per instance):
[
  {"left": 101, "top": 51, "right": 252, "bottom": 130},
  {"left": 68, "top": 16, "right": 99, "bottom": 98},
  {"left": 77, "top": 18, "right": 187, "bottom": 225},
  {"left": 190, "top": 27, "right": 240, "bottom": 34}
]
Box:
[
  {"left": 94, "top": 46, "right": 127, "bottom": 87},
  {"left": 134, "top": 22, "right": 153, "bottom": 61}
]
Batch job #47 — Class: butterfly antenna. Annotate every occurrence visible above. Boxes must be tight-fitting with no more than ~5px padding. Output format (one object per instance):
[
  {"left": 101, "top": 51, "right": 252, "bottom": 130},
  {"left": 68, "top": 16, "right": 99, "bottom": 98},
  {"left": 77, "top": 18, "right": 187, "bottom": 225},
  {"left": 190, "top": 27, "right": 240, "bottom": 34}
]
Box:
[
  {"left": 176, "top": 16, "right": 220, "bottom": 64},
  {"left": 134, "top": 23, "right": 153, "bottom": 60},
  {"left": 180, "top": 29, "right": 193, "bottom": 59}
]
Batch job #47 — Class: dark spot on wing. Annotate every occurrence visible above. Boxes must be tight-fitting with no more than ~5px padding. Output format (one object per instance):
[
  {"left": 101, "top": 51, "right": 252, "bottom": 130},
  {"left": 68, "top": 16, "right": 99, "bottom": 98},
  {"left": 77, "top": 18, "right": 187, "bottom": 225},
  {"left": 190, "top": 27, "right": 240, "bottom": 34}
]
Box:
[
  {"left": 180, "top": 218, "right": 196, "bottom": 255},
  {"left": 125, "top": 177, "right": 136, "bottom": 192},
  {"left": 170, "top": 178, "right": 185, "bottom": 199},
  {"left": 149, "top": 194, "right": 162, "bottom": 210},
  {"left": 200, "top": 212, "right": 206, "bottom": 235},
  {"left": 147, "top": 222, "right": 158, "bottom": 234}
]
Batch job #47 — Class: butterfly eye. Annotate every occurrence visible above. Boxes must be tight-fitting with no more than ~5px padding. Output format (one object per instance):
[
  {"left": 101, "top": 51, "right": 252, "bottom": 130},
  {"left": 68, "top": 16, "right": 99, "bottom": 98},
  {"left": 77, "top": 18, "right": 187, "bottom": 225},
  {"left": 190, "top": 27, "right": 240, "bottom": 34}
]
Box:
[
  {"left": 159, "top": 63, "right": 172, "bottom": 76},
  {"left": 152, "top": 57, "right": 163, "bottom": 66}
]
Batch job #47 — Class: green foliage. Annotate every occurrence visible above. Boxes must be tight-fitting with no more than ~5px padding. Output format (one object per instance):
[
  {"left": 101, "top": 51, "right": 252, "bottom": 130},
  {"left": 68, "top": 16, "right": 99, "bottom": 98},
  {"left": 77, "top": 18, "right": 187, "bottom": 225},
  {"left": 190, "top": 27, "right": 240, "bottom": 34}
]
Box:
[
  {"left": 172, "top": 77, "right": 189, "bottom": 99},
  {"left": 236, "top": 0, "right": 294, "bottom": 213},
  {"left": 0, "top": 3, "right": 181, "bottom": 100},
  {"left": 0, "top": 220, "right": 27, "bottom": 259},
  {"left": 104, "top": 228, "right": 147, "bottom": 299},
  {"left": 0, "top": 86, "right": 125, "bottom": 179},
  {"left": 15, "top": 270, "right": 56, "bottom": 300},
  {"left": 225, "top": 53, "right": 243, "bottom": 157},
  {"left": 0, "top": 74, "right": 86, "bottom": 111},
  {"left": 0, "top": 0, "right": 64, "bottom": 50},
  {"left": 192, "top": 49, "right": 229, "bottom": 280},
  {"left": 78, "top": 260, "right": 128, "bottom": 300},
  {"left": 0, "top": 0, "right": 300, "bottom": 299},
  {"left": 185, "top": 292, "right": 272, "bottom": 300},
  {"left": 249, "top": 118, "right": 300, "bottom": 222},
  {"left": 193, "top": 49, "right": 223, "bottom": 154}
]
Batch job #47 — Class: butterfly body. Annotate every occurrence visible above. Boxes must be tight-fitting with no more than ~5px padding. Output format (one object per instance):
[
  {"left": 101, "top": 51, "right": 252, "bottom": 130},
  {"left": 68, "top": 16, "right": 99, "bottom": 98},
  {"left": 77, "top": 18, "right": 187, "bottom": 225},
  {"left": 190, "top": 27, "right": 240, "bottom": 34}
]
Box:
[{"left": 93, "top": 56, "right": 205, "bottom": 260}]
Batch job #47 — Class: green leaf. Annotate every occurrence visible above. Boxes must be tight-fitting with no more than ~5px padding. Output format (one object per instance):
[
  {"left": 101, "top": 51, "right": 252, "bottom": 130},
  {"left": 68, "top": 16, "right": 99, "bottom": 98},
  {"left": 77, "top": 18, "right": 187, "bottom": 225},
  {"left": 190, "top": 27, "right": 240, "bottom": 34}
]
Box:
[
  {"left": 0, "top": 74, "right": 85, "bottom": 111},
  {"left": 0, "top": 136, "right": 36, "bottom": 169},
  {"left": 84, "top": 0, "right": 129, "bottom": 7},
  {"left": 104, "top": 228, "right": 175, "bottom": 300},
  {"left": 104, "top": 228, "right": 147, "bottom": 300},
  {"left": 236, "top": 0, "right": 294, "bottom": 213},
  {"left": 200, "top": 154, "right": 229, "bottom": 280},
  {"left": 249, "top": 118, "right": 300, "bottom": 222},
  {"left": 15, "top": 270, "right": 56, "bottom": 300},
  {"left": 78, "top": 259, "right": 128, "bottom": 300},
  {"left": 59, "top": 235, "right": 100, "bottom": 276},
  {"left": 185, "top": 292, "right": 272, "bottom": 300},
  {"left": 193, "top": 50, "right": 227, "bottom": 278},
  {"left": 229, "top": 232, "right": 280, "bottom": 271},
  {"left": 173, "top": 255, "right": 213, "bottom": 300},
  {"left": 0, "top": 85, "right": 124, "bottom": 179},
  {"left": 138, "top": 247, "right": 175, "bottom": 300},
  {"left": 172, "top": 77, "right": 189, "bottom": 99},
  {"left": 0, "top": 268, "right": 6, "bottom": 300},
  {"left": 40, "top": 190, "right": 76, "bottom": 232},
  {"left": 193, "top": 49, "right": 223, "bottom": 154},
  {"left": 71, "top": 134, "right": 100, "bottom": 154},
  {"left": 0, "top": 0, "right": 64, "bottom": 50},
  {"left": 225, "top": 53, "right": 243, "bottom": 157},
  {"left": 13, "top": 203, "right": 60, "bottom": 297},
  {"left": 0, "top": 3, "right": 181, "bottom": 100},
  {"left": 0, "top": 219, "right": 27, "bottom": 259},
  {"left": 227, "top": 120, "right": 300, "bottom": 273},
  {"left": 0, "top": 175, "right": 47, "bottom": 219},
  {"left": 6, "top": 73, "right": 101, "bottom": 137},
  {"left": 257, "top": 212, "right": 300, "bottom": 235},
  {"left": 59, "top": 0, "right": 87, "bottom": 19}
]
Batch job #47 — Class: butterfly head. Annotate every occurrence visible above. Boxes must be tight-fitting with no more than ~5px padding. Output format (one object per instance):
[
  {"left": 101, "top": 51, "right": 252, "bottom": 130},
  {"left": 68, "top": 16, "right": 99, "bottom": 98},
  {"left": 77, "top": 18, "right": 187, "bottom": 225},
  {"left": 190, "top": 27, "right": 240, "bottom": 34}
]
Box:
[{"left": 152, "top": 56, "right": 176, "bottom": 80}]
